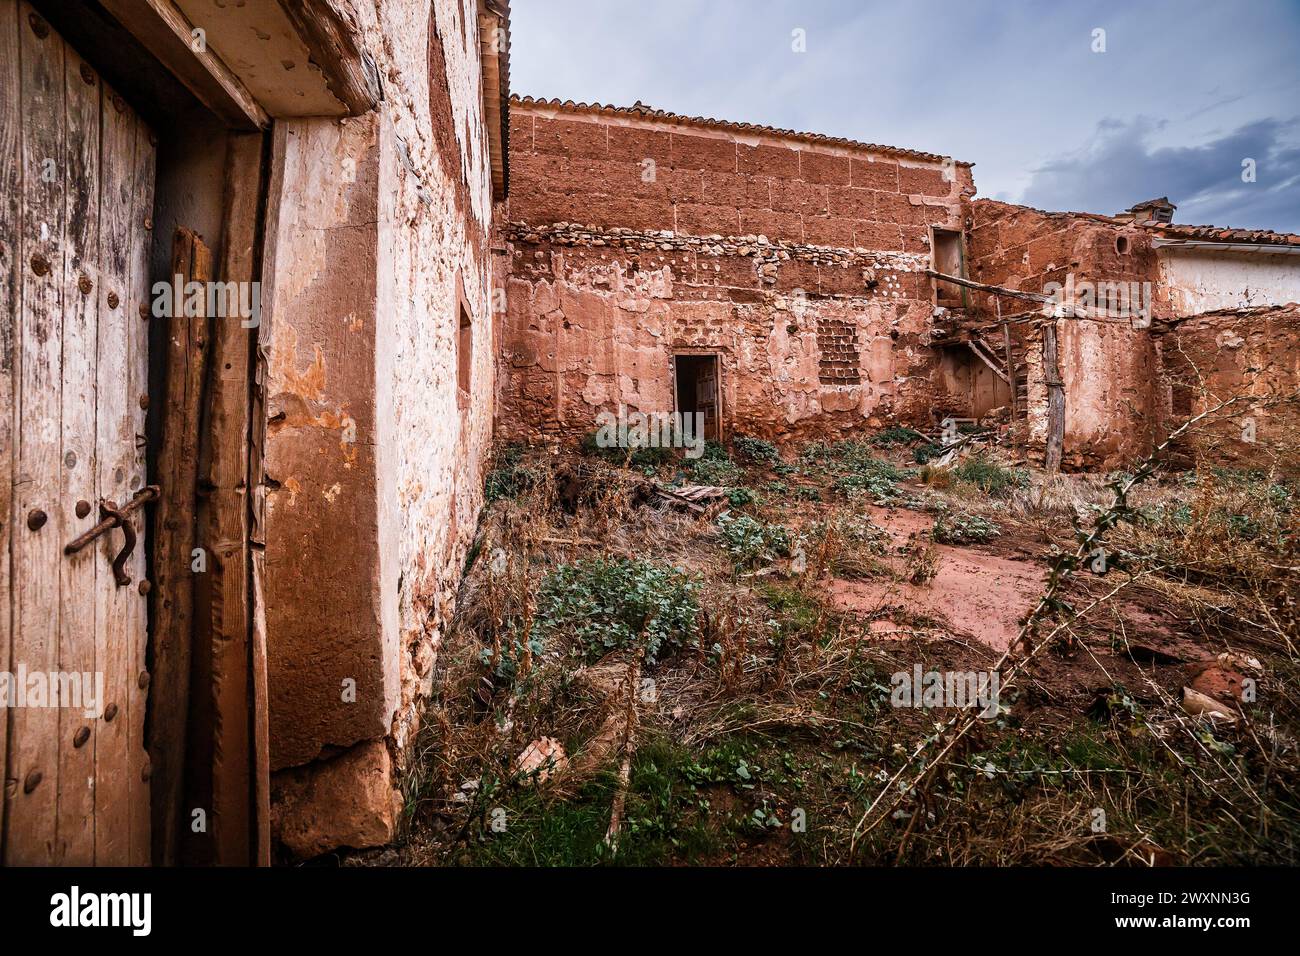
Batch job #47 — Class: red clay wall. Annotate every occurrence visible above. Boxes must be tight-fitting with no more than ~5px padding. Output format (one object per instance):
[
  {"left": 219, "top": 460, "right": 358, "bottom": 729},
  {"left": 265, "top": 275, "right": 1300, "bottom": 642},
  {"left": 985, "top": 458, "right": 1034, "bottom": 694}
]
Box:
[
  {"left": 501, "top": 102, "right": 973, "bottom": 442},
  {"left": 1156, "top": 305, "right": 1300, "bottom": 474},
  {"left": 966, "top": 199, "right": 1160, "bottom": 468}
]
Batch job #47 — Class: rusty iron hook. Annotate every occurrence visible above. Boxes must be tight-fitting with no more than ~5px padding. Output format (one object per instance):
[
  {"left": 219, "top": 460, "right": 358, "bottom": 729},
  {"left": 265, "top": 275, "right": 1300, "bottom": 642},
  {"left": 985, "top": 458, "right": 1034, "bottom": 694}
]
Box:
[
  {"left": 63, "top": 485, "right": 159, "bottom": 588},
  {"left": 99, "top": 500, "right": 136, "bottom": 587}
]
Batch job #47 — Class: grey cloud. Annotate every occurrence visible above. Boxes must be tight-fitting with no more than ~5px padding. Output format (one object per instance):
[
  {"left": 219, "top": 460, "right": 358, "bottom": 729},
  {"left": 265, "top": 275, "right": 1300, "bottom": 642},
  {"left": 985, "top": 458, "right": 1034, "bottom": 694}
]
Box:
[{"left": 1020, "top": 117, "right": 1300, "bottom": 231}]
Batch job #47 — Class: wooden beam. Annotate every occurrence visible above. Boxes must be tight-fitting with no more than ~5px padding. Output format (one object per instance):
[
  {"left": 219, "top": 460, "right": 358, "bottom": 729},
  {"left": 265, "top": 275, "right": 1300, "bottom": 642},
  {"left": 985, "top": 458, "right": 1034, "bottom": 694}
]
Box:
[
  {"left": 925, "top": 268, "right": 1054, "bottom": 304},
  {"left": 0, "top": 0, "right": 21, "bottom": 861},
  {"left": 1002, "top": 316, "right": 1019, "bottom": 449},
  {"left": 966, "top": 339, "right": 1010, "bottom": 385},
  {"left": 1042, "top": 320, "right": 1065, "bottom": 473},
  {"left": 276, "top": 0, "right": 381, "bottom": 116},
  {"left": 99, "top": 0, "right": 269, "bottom": 130},
  {"left": 149, "top": 227, "right": 212, "bottom": 865},
  {"left": 198, "top": 132, "right": 264, "bottom": 866}
]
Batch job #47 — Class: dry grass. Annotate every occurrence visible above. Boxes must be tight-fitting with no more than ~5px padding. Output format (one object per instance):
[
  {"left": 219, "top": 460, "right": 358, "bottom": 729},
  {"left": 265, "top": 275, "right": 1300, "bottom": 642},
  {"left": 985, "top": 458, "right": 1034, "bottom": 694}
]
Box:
[{"left": 365, "top": 437, "right": 1299, "bottom": 868}]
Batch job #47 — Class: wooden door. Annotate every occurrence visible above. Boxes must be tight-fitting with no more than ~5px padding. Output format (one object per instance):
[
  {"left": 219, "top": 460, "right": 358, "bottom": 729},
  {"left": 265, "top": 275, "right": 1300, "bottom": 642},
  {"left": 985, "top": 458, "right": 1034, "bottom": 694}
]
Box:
[
  {"left": 696, "top": 357, "right": 720, "bottom": 442},
  {"left": 1, "top": 1, "right": 155, "bottom": 865}
]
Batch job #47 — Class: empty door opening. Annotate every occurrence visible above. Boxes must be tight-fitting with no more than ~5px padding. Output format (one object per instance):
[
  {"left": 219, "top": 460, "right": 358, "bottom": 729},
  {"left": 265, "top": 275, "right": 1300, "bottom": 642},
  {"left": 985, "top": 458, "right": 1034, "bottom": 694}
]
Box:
[{"left": 673, "top": 354, "right": 721, "bottom": 442}]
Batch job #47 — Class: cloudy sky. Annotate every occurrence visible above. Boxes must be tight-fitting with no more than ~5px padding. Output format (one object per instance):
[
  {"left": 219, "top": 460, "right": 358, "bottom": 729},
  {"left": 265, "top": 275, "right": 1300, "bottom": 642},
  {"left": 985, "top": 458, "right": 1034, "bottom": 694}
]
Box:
[{"left": 508, "top": 0, "right": 1300, "bottom": 231}]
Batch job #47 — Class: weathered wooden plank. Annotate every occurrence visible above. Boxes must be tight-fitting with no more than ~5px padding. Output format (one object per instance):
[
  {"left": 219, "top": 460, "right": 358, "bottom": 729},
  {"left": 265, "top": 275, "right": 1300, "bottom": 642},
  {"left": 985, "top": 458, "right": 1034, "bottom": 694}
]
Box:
[
  {"left": 1043, "top": 320, "right": 1065, "bottom": 473},
  {"left": 0, "top": 0, "right": 22, "bottom": 859},
  {"left": 151, "top": 226, "right": 210, "bottom": 865},
  {"left": 248, "top": 126, "right": 284, "bottom": 866},
  {"left": 201, "top": 131, "right": 263, "bottom": 865},
  {"left": 98, "top": 0, "right": 268, "bottom": 130},
  {"left": 55, "top": 40, "right": 102, "bottom": 866},
  {"left": 277, "top": 0, "right": 382, "bottom": 116},
  {"left": 125, "top": 113, "right": 156, "bottom": 868},
  {"left": 6, "top": 0, "right": 67, "bottom": 866},
  {"left": 251, "top": 548, "right": 270, "bottom": 866},
  {"left": 93, "top": 69, "right": 137, "bottom": 866}
]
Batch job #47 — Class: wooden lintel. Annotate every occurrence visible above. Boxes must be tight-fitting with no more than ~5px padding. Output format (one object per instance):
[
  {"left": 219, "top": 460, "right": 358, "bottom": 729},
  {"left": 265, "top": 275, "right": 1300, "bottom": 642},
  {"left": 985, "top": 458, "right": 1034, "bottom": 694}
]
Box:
[{"left": 100, "top": 0, "right": 269, "bottom": 130}]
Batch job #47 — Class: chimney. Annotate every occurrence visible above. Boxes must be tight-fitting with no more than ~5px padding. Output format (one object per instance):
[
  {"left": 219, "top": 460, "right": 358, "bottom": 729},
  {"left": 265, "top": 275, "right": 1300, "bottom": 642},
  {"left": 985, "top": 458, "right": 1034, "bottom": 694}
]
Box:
[{"left": 1118, "top": 197, "right": 1176, "bottom": 225}]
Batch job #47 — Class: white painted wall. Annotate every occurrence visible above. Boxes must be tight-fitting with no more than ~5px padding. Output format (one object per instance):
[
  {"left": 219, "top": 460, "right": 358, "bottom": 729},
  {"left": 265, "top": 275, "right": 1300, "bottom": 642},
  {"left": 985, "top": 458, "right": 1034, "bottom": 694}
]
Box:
[{"left": 1159, "top": 247, "right": 1300, "bottom": 314}]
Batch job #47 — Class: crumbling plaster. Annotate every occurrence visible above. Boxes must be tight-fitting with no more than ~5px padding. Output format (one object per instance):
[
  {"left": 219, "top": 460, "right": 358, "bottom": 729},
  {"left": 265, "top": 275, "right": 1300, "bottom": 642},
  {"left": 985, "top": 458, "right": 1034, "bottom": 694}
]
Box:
[
  {"left": 261, "top": 0, "right": 497, "bottom": 856},
  {"left": 1159, "top": 248, "right": 1300, "bottom": 316}
]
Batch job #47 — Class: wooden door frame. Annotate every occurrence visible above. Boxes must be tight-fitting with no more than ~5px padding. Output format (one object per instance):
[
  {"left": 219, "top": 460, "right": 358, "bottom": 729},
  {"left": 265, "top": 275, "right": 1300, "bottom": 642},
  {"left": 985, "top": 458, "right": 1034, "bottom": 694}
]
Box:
[
  {"left": 148, "top": 134, "right": 270, "bottom": 868},
  {"left": 671, "top": 351, "right": 725, "bottom": 444}
]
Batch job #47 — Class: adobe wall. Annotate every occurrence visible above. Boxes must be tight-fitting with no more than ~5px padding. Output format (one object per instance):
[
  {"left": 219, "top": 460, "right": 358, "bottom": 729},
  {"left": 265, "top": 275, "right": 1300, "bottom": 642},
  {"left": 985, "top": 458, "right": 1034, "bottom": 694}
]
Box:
[
  {"left": 499, "top": 101, "right": 973, "bottom": 443},
  {"left": 1155, "top": 304, "right": 1300, "bottom": 475},
  {"left": 967, "top": 199, "right": 1160, "bottom": 468},
  {"left": 260, "top": 0, "right": 497, "bottom": 858}
]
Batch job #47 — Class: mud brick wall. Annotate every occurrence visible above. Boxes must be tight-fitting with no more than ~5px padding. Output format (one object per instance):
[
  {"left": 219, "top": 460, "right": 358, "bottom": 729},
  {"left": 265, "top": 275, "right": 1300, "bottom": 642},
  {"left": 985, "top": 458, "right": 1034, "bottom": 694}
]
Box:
[
  {"left": 1155, "top": 305, "right": 1300, "bottom": 475},
  {"left": 817, "top": 317, "right": 862, "bottom": 385},
  {"left": 967, "top": 199, "right": 1159, "bottom": 468},
  {"left": 499, "top": 101, "right": 973, "bottom": 442}
]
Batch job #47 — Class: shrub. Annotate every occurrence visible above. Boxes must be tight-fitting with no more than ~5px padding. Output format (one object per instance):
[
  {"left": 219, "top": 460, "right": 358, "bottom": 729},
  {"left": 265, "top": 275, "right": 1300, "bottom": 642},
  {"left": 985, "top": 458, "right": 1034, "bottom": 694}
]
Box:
[
  {"left": 535, "top": 558, "right": 700, "bottom": 665},
  {"left": 484, "top": 445, "right": 539, "bottom": 502},
  {"left": 813, "top": 513, "right": 890, "bottom": 553},
  {"left": 733, "top": 435, "right": 781, "bottom": 465},
  {"left": 913, "top": 442, "right": 945, "bottom": 464},
  {"left": 717, "top": 512, "right": 793, "bottom": 567},
  {"left": 691, "top": 456, "right": 741, "bottom": 485},
  {"left": 689, "top": 443, "right": 742, "bottom": 484},
  {"left": 918, "top": 464, "right": 952, "bottom": 489},
  {"left": 833, "top": 456, "right": 908, "bottom": 502},
  {"left": 727, "top": 486, "right": 758, "bottom": 508},
  {"left": 932, "top": 511, "right": 1001, "bottom": 545},
  {"left": 870, "top": 426, "right": 927, "bottom": 449},
  {"left": 952, "top": 455, "right": 1029, "bottom": 496},
  {"left": 580, "top": 430, "right": 675, "bottom": 470},
  {"left": 480, "top": 634, "right": 544, "bottom": 684}
]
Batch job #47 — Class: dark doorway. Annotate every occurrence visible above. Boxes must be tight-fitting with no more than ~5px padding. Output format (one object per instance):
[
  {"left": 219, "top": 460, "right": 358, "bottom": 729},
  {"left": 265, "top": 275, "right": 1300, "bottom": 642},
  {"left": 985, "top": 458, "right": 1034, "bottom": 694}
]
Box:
[{"left": 673, "top": 354, "right": 721, "bottom": 442}]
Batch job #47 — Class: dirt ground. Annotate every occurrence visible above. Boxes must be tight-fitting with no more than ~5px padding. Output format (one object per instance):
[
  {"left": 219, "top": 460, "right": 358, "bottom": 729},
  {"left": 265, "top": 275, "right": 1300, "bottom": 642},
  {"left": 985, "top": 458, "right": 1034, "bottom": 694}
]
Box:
[{"left": 341, "top": 430, "right": 1298, "bottom": 867}]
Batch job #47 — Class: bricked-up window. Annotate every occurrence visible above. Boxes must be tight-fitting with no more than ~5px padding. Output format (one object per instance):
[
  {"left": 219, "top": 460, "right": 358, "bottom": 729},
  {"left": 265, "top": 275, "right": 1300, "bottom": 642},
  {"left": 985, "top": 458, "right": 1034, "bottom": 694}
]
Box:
[
  {"left": 817, "top": 317, "right": 861, "bottom": 385},
  {"left": 457, "top": 300, "right": 473, "bottom": 402}
]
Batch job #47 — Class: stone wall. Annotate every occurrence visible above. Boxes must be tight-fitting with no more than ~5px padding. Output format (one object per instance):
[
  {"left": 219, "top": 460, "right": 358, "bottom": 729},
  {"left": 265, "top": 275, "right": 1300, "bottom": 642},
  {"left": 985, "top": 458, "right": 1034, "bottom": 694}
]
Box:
[
  {"left": 499, "top": 101, "right": 972, "bottom": 443},
  {"left": 262, "top": 0, "right": 498, "bottom": 858},
  {"left": 967, "top": 199, "right": 1300, "bottom": 470}
]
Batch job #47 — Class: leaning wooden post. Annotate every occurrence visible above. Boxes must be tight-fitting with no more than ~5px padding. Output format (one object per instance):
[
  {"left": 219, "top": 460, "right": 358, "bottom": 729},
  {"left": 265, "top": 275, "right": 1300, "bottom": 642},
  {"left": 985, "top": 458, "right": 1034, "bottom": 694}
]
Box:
[
  {"left": 997, "top": 299, "right": 1018, "bottom": 456},
  {"left": 1042, "top": 318, "right": 1065, "bottom": 472},
  {"left": 150, "top": 227, "right": 212, "bottom": 864}
]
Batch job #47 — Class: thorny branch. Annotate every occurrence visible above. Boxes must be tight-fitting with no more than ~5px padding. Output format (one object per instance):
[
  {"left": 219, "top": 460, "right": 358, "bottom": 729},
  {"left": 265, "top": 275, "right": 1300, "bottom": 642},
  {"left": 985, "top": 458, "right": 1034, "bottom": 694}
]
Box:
[{"left": 848, "top": 390, "right": 1258, "bottom": 854}]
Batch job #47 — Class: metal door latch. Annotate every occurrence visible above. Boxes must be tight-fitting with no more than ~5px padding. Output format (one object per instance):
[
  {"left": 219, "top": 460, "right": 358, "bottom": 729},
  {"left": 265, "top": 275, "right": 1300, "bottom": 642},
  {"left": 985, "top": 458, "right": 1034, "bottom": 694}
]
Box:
[{"left": 64, "top": 485, "right": 160, "bottom": 587}]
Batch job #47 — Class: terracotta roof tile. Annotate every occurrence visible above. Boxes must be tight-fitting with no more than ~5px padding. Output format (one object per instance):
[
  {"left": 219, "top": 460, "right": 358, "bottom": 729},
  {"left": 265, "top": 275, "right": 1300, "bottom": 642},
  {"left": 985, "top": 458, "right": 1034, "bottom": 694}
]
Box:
[{"left": 1143, "top": 222, "right": 1300, "bottom": 246}]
